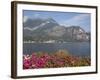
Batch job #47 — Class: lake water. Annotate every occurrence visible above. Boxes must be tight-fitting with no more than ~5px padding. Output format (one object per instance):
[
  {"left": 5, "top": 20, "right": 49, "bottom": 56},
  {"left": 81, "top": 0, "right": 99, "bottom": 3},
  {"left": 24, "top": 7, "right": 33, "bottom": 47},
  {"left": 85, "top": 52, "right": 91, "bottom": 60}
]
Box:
[{"left": 23, "top": 42, "right": 90, "bottom": 57}]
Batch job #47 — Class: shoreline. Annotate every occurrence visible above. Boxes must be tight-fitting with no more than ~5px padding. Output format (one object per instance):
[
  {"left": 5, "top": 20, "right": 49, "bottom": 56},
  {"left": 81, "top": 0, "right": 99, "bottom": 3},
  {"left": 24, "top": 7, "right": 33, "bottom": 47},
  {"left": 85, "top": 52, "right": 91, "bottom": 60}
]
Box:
[{"left": 23, "top": 41, "right": 90, "bottom": 44}]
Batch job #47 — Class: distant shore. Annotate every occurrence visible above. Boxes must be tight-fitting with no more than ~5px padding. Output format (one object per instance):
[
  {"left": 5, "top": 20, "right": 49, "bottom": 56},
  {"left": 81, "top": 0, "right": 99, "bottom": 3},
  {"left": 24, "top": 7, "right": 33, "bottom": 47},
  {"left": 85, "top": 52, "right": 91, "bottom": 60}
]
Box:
[{"left": 23, "top": 40, "right": 90, "bottom": 43}]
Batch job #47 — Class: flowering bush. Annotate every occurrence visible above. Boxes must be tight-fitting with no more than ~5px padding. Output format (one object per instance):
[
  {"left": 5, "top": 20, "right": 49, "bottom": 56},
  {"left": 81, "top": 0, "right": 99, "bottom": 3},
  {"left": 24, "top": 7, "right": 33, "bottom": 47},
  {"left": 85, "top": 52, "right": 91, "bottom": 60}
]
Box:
[{"left": 23, "top": 50, "right": 91, "bottom": 69}]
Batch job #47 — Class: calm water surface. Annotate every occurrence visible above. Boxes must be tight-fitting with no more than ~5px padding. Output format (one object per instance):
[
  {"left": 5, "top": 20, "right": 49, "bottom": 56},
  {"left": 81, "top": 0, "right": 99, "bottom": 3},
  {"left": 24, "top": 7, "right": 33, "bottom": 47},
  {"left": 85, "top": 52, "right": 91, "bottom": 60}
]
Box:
[{"left": 23, "top": 42, "right": 90, "bottom": 57}]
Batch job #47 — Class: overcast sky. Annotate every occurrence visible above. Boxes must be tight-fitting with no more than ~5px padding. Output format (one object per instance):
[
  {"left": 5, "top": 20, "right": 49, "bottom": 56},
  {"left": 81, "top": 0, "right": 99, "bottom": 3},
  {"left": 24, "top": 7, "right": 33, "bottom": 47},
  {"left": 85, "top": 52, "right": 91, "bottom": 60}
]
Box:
[{"left": 23, "top": 10, "right": 91, "bottom": 32}]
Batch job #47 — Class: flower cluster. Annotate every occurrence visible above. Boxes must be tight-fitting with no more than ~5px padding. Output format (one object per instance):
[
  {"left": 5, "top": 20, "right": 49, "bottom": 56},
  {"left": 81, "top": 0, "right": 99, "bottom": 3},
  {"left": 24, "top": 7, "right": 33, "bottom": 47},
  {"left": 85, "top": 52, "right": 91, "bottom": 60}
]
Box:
[{"left": 23, "top": 50, "right": 91, "bottom": 69}]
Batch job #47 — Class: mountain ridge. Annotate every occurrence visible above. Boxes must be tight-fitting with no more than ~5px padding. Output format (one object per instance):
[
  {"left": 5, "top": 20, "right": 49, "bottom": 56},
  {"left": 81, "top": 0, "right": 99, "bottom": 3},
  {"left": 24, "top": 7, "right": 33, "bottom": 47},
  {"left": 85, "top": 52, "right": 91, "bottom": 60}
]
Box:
[{"left": 23, "top": 18, "right": 90, "bottom": 42}]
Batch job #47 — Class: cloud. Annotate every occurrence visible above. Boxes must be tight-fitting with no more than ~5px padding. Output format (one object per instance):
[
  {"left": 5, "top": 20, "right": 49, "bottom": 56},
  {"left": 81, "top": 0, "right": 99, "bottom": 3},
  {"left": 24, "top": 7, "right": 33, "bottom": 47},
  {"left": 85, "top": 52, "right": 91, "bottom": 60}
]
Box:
[
  {"left": 23, "top": 14, "right": 40, "bottom": 23},
  {"left": 23, "top": 16, "right": 28, "bottom": 23},
  {"left": 60, "top": 14, "right": 90, "bottom": 32},
  {"left": 63, "top": 14, "right": 90, "bottom": 26},
  {"left": 32, "top": 14, "right": 40, "bottom": 18}
]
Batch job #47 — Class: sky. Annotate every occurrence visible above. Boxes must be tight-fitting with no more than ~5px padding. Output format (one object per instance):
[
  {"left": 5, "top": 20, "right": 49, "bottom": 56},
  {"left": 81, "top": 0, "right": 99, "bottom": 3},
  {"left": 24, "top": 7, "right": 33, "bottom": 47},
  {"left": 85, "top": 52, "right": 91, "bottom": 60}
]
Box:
[{"left": 23, "top": 10, "right": 91, "bottom": 32}]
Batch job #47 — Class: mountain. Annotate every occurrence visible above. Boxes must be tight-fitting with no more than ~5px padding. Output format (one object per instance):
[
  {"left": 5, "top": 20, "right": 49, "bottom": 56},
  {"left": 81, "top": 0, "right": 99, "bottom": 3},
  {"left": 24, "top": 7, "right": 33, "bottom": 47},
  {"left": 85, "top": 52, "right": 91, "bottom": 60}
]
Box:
[
  {"left": 64, "top": 26, "right": 90, "bottom": 41},
  {"left": 23, "top": 18, "right": 90, "bottom": 42}
]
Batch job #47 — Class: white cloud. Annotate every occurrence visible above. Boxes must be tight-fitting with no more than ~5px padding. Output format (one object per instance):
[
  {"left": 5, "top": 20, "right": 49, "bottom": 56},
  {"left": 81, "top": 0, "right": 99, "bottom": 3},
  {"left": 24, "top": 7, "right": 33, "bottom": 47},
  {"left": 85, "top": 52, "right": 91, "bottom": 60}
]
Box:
[
  {"left": 23, "top": 16, "right": 28, "bottom": 23},
  {"left": 23, "top": 14, "right": 40, "bottom": 23},
  {"left": 63, "top": 14, "right": 89, "bottom": 26},
  {"left": 32, "top": 14, "right": 40, "bottom": 18}
]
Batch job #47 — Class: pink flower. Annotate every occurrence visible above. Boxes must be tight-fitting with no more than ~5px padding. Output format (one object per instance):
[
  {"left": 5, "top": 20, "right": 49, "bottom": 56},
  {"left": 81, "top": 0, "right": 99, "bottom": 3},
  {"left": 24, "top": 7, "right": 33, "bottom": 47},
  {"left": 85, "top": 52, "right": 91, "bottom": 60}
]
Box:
[{"left": 23, "top": 59, "right": 32, "bottom": 69}]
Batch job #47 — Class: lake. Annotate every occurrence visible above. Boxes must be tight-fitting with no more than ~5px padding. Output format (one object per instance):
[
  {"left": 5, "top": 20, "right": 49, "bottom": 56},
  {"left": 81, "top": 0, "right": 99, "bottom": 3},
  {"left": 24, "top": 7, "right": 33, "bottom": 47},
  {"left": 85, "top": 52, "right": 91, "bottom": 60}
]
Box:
[{"left": 23, "top": 42, "right": 90, "bottom": 57}]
